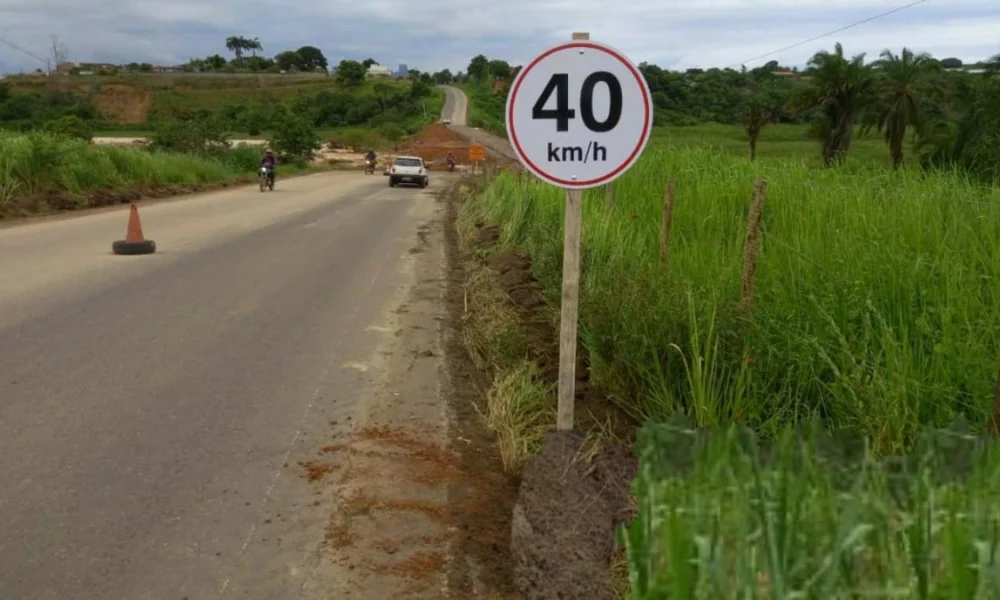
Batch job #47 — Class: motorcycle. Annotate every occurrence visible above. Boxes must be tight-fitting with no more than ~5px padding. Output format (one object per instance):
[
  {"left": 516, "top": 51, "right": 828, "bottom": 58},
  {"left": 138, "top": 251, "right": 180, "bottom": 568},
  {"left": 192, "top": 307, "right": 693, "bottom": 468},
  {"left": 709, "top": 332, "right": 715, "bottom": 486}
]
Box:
[
  {"left": 259, "top": 166, "right": 274, "bottom": 192},
  {"left": 364, "top": 159, "right": 376, "bottom": 175},
  {"left": 446, "top": 157, "right": 456, "bottom": 172}
]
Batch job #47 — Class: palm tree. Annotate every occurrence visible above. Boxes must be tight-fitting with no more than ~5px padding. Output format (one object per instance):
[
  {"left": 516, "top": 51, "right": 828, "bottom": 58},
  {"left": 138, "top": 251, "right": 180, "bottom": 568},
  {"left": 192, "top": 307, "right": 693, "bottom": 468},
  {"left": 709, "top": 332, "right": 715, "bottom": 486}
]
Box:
[
  {"left": 915, "top": 66, "right": 998, "bottom": 179},
  {"left": 225, "top": 36, "right": 244, "bottom": 63},
  {"left": 791, "top": 42, "right": 875, "bottom": 166},
  {"left": 864, "top": 48, "right": 940, "bottom": 169},
  {"left": 249, "top": 38, "right": 262, "bottom": 57}
]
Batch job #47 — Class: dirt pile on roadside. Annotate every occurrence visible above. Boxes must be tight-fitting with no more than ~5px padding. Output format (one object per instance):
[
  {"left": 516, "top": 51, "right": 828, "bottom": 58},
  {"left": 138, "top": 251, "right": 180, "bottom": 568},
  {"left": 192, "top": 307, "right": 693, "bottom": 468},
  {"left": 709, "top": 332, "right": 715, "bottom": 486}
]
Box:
[
  {"left": 396, "top": 123, "right": 470, "bottom": 166},
  {"left": 512, "top": 431, "right": 637, "bottom": 600}
]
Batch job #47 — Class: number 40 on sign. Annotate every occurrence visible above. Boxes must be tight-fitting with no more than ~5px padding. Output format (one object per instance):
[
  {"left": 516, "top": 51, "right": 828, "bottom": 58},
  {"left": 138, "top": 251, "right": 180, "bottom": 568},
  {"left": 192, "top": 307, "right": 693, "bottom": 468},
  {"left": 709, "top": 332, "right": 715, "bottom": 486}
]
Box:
[
  {"left": 505, "top": 34, "right": 653, "bottom": 432},
  {"left": 506, "top": 37, "right": 653, "bottom": 189}
]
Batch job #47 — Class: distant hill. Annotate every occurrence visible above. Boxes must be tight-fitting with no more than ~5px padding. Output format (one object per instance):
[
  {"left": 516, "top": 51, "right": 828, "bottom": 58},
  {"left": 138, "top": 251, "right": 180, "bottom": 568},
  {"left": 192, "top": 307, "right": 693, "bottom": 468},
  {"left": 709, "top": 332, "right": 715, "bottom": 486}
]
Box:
[{"left": 3, "top": 73, "right": 344, "bottom": 124}]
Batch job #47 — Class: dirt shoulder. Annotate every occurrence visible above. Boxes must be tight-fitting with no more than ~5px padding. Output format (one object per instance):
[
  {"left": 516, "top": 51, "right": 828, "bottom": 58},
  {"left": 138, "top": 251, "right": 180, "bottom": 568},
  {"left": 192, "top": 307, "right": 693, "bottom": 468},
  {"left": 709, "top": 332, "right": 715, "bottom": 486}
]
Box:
[
  {"left": 457, "top": 190, "right": 638, "bottom": 599},
  {"left": 444, "top": 119, "right": 639, "bottom": 597},
  {"left": 295, "top": 179, "right": 519, "bottom": 599}
]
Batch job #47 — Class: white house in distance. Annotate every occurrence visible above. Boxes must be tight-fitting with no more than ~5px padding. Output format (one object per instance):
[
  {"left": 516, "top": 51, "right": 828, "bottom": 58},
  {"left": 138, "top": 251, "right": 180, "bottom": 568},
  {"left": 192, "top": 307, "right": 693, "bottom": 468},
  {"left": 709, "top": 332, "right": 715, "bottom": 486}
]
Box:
[{"left": 366, "top": 64, "right": 392, "bottom": 78}]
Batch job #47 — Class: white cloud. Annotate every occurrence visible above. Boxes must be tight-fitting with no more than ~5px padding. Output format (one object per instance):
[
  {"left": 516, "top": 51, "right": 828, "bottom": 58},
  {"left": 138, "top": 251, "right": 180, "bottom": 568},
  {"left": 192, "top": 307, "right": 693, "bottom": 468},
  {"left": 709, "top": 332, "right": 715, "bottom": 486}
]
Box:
[{"left": 0, "top": 0, "right": 997, "bottom": 74}]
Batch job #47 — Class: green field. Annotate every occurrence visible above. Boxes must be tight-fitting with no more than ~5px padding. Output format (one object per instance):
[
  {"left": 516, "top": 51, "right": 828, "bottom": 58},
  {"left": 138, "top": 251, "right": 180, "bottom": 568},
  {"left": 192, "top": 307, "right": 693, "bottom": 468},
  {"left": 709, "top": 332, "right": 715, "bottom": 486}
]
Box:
[
  {"left": 461, "top": 124, "right": 1000, "bottom": 596},
  {"left": 648, "top": 123, "right": 904, "bottom": 167}
]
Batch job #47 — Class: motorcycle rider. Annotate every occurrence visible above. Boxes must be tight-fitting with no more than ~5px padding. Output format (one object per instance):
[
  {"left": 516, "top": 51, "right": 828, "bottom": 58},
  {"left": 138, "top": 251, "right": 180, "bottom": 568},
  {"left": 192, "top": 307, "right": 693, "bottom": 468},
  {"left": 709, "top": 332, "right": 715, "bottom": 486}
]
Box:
[
  {"left": 260, "top": 149, "right": 277, "bottom": 182},
  {"left": 446, "top": 152, "right": 457, "bottom": 170},
  {"left": 364, "top": 148, "right": 376, "bottom": 171}
]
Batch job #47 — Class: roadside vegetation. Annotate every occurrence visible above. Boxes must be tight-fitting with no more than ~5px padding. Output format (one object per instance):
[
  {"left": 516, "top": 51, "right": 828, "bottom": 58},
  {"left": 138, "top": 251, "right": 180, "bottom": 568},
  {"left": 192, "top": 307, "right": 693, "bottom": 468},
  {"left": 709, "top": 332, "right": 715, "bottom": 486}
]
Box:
[
  {"left": 0, "top": 37, "right": 450, "bottom": 218},
  {"left": 0, "top": 78, "right": 442, "bottom": 148},
  {"left": 0, "top": 131, "right": 318, "bottom": 218},
  {"left": 458, "top": 41, "right": 1000, "bottom": 597}
]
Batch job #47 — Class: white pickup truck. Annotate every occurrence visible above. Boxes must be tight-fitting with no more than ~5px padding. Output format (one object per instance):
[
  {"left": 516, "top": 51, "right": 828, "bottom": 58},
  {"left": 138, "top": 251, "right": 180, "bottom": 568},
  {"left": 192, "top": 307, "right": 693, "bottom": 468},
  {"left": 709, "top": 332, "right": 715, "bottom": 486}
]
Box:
[{"left": 388, "top": 155, "right": 429, "bottom": 188}]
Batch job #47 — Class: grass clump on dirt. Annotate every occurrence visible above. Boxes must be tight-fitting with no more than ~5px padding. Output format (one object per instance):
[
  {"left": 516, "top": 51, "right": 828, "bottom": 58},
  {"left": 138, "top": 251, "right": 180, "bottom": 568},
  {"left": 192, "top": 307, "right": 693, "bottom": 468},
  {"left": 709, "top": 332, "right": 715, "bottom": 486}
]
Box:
[
  {"left": 455, "top": 183, "right": 554, "bottom": 472},
  {"left": 486, "top": 361, "right": 554, "bottom": 472}
]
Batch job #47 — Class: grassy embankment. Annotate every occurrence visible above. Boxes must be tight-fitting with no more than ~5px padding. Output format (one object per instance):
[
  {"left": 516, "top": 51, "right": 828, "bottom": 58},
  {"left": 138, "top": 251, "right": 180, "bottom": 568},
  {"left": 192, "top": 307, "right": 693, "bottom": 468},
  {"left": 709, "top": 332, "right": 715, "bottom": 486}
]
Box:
[
  {"left": 458, "top": 126, "right": 1000, "bottom": 595},
  {"left": 6, "top": 72, "right": 341, "bottom": 115},
  {"left": 6, "top": 74, "right": 445, "bottom": 150},
  {"left": 459, "top": 84, "right": 507, "bottom": 137},
  {"left": 0, "top": 132, "right": 315, "bottom": 219}
]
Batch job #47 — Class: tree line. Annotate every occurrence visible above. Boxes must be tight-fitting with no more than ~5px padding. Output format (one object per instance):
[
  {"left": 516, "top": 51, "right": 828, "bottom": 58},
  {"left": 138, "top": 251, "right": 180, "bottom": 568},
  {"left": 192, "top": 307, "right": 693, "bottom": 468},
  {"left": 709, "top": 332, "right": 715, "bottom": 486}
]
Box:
[
  {"left": 449, "top": 45, "right": 1000, "bottom": 182},
  {"left": 183, "top": 36, "right": 330, "bottom": 73}
]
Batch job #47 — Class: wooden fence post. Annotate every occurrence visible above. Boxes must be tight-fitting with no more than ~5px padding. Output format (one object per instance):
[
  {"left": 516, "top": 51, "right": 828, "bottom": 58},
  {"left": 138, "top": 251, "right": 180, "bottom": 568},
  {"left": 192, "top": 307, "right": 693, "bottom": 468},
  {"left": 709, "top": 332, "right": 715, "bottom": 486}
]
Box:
[
  {"left": 739, "top": 180, "right": 767, "bottom": 316},
  {"left": 660, "top": 180, "right": 676, "bottom": 264}
]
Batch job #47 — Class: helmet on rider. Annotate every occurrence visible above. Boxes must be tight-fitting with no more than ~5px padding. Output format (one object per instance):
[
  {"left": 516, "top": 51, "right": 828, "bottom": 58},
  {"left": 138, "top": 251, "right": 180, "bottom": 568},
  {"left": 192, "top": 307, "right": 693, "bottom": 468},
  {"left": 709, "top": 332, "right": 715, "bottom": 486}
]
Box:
[{"left": 265, "top": 149, "right": 273, "bottom": 155}]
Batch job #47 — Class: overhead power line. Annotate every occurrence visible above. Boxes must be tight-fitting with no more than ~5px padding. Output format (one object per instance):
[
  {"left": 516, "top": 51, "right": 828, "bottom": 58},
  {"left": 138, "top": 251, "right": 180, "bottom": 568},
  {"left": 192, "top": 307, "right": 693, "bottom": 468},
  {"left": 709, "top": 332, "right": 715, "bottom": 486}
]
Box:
[
  {"left": 0, "top": 35, "right": 49, "bottom": 67},
  {"left": 729, "top": 0, "right": 931, "bottom": 68}
]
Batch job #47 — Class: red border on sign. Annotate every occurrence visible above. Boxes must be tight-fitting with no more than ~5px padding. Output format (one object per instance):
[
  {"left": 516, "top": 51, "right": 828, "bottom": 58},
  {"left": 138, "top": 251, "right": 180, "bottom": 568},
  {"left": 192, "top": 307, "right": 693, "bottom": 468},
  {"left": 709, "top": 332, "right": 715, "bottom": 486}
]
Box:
[{"left": 506, "top": 41, "right": 652, "bottom": 188}]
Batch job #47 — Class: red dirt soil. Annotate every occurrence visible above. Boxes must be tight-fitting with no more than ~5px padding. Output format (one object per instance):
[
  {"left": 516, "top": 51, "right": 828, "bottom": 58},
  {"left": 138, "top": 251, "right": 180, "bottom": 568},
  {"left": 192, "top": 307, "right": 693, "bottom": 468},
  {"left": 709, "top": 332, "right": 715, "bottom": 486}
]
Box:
[{"left": 396, "top": 123, "right": 472, "bottom": 165}]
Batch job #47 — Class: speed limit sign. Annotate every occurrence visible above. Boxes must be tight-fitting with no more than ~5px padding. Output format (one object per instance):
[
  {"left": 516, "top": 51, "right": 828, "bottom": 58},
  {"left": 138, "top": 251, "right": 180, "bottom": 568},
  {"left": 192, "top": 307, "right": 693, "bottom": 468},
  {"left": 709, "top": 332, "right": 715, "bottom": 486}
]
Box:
[
  {"left": 503, "top": 33, "right": 652, "bottom": 434},
  {"left": 505, "top": 39, "right": 653, "bottom": 189}
]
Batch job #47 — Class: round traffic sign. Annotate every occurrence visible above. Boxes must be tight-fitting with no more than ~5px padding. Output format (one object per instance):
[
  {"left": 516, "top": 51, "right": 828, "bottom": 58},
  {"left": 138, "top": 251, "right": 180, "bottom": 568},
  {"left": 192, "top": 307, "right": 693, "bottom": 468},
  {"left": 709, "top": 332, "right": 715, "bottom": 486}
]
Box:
[{"left": 505, "top": 40, "right": 653, "bottom": 189}]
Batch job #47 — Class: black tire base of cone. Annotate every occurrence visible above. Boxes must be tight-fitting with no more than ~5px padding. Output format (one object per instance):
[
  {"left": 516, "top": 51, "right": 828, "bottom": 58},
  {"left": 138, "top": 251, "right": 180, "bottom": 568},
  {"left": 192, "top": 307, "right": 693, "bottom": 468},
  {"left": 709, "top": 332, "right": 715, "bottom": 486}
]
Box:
[{"left": 112, "top": 239, "right": 156, "bottom": 255}]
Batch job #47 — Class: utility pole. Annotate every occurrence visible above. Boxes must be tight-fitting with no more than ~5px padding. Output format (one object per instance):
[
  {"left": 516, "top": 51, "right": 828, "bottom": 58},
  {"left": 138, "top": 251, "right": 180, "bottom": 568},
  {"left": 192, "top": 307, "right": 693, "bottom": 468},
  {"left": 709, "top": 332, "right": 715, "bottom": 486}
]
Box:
[{"left": 49, "top": 35, "right": 69, "bottom": 74}]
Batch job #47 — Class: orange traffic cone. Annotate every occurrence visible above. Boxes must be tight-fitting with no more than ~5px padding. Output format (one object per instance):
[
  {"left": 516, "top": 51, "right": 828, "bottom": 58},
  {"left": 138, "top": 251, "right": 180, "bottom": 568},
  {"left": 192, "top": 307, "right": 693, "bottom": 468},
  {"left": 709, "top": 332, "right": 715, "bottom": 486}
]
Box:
[{"left": 112, "top": 203, "right": 156, "bottom": 255}]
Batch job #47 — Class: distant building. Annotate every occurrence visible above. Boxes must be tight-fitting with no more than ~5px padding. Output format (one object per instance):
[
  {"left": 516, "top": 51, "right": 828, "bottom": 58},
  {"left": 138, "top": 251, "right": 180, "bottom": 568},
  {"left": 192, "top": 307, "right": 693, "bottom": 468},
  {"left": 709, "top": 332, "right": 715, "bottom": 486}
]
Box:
[
  {"left": 78, "top": 63, "right": 117, "bottom": 71},
  {"left": 397, "top": 63, "right": 409, "bottom": 78},
  {"left": 366, "top": 64, "right": 392, "bottom": 78}
]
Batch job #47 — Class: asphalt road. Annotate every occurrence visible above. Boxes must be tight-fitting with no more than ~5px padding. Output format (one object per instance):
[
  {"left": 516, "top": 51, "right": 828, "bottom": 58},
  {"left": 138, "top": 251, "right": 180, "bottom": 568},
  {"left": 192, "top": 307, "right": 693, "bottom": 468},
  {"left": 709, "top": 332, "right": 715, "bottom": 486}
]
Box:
[
  {"left": 0, "top": 171, "right": 446, "bottom": 598},
  {"left": 439, "top": 85, "right": 469, "bottom": 126},
  {"left": 439, "top": 86, "right": 518, "bottom": 161}
]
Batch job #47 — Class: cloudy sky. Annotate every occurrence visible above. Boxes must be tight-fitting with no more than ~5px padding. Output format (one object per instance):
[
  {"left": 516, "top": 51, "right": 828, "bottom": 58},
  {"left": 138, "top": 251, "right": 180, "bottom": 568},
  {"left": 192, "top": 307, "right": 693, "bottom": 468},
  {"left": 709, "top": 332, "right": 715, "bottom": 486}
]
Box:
[{"left": 1, "top": 0, "right": 998, "bottom": 75}]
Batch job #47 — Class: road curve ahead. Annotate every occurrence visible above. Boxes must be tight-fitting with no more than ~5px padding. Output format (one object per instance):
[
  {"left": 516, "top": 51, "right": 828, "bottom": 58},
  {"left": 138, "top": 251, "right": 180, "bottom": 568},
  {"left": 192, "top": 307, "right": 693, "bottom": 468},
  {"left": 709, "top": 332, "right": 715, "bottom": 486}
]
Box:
[
  {"left": 439, "top": 85, "right": 518, "bottom": 161},
  {"left": 439, "top": 85, "right": 468, "bottom": 126},
  {"left": 0, "top": 171, "right": 447, "bottom": 599}
]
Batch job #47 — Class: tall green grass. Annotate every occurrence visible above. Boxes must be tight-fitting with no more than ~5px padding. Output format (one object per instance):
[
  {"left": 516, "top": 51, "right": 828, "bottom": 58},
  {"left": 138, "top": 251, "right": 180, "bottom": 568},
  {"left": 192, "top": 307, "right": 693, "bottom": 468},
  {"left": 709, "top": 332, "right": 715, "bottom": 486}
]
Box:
[
  {"left": 462, "top": 144, "right": 1000, "bottom": 451},
  {"left": 0, "top": 131, "right": 267, "bottom": 205},
  {"left": 623, "top": 419, "right": 1000, "bottom": 598}
]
